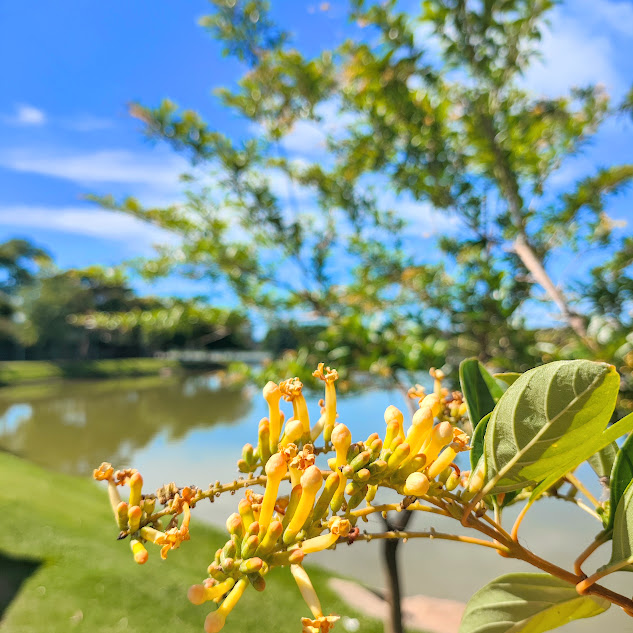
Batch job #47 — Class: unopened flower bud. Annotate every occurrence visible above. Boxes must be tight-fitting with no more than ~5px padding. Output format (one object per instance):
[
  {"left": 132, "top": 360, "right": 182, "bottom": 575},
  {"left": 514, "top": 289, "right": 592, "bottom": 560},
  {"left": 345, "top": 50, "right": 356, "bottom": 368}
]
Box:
[
  {"left": 250, "top": 574, "right": 266, "bottom": 591},
  {"left": 403, "top": 472, "right": 430, "bottom": 497},
  {"left": 226, "top": 513, "right": 243, "bottom": 538},
  {"left": 128, "top": 472, "right": 143, "bottom": 508},
  {"left": 258, "top": 419, "right": 271, "bottom": 465},
  {"left": 255, "top": 520, "right": 283, "bottom": 556},
  {"left": 116, "top": 501, "right": 128, "bottom": 531},
  {"left": 238, "top": 498, "right": 255, "bottom": 530},
  {"left": 130, "top": 538, "right": 148, "bottom": 564},
  {"left": 239, "top": 556, "right": 263, "bottom": 574},
  {"left": 128, "top": 505, "right": 142, "bottom": 533}
]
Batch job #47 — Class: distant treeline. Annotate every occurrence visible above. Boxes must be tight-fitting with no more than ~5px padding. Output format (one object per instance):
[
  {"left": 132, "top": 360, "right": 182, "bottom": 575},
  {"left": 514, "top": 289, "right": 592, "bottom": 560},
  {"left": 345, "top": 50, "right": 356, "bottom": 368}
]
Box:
[{"left": 0, "top": 239, "right": 254, "bottom": 361}]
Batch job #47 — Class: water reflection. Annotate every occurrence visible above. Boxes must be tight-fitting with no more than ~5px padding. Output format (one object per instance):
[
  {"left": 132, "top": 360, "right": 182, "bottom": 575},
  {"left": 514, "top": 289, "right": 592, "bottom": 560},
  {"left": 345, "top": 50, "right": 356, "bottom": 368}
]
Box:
[{"left": 0, "top": 374, "right": 253, "bottom": 475}]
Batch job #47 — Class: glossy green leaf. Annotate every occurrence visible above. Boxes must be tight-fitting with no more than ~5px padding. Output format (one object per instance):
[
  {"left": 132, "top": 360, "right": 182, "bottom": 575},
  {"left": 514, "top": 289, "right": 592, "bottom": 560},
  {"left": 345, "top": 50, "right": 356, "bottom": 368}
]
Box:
[
  {"left": 470, "top": 411, "right": 491, "bottom": 470},
  {"left": 588, "top": 442, "right": 618, "bottom": 479},
  {"left": 494, "top": 372, "right": 522, "bottom": 387},
  {"left": 484, "top": 360, "right": 619, "bottom": 495},
  {"left": 458, "top": 572, "right": 610, "bottom": 633},
  {"left": 607, "top": 433, "right": 633, "bottom": 531},
  {"left": 460, "top": 358, "right": 504, "bottom": 429},
  {"left": 531, "top": 411, "right": 633, "bottom": 503},
  {"left": 608, "top": 479, "right": 633, "bottom": 569}
]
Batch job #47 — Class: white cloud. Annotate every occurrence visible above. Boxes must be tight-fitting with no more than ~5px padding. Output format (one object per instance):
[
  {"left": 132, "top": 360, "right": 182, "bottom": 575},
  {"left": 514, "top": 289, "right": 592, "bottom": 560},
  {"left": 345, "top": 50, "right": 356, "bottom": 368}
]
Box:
[
  {"left": 523, "top": 1, "right": 627, "bottom": 98},
  {"left": 0, "top": 205, "right": 177, "bottom": 250},
  {"left": 0, "top": 148, "right": 188, "bottom": 189},
  {"left": 4, "top": 104, "right": 47, "bottom": 126}
]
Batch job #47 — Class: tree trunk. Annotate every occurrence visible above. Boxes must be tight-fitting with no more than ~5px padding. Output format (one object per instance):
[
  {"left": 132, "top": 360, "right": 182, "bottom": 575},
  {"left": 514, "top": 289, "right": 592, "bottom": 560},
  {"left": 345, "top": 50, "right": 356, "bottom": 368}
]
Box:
[
  {"left": 382, "top": 510, "right": 413, "bottom": 633},
  {"left": 512, "top": 234, "right": 595, "bottom": 348}
]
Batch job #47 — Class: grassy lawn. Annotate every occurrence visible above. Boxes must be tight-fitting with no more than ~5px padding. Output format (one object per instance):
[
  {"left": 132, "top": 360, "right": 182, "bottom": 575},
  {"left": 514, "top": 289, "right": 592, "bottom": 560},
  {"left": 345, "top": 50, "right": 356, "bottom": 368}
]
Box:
[
  {"left": 0, "top": 358, "right": 192, "bottom": 386},
  {"left": 0, "top": 452, "right": 388, "bottom": 633}
]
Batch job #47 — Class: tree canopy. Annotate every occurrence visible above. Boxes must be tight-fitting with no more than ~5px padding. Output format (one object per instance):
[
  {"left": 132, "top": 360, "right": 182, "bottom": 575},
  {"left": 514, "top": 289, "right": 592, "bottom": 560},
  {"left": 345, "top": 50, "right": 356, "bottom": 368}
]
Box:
[{"left": 91, "top": 0, "right": 633, "bottom": 387}]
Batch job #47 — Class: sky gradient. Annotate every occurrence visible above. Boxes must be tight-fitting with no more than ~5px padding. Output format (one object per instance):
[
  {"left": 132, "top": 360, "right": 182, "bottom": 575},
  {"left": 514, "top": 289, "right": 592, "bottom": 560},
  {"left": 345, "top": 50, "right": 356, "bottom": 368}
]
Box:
[{"left": 1, "top": 0, "right": 632, "bottom": 304}]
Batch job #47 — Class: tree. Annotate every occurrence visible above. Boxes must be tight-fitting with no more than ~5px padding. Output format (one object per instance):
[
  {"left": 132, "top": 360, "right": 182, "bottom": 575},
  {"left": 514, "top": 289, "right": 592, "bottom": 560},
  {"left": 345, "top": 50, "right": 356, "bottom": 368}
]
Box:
[
  {"left": 0, "top": 238, "right": 51, "bottom": 358},
  {"left": 93, "top": 0, "right": 632, "bottom": 384}
]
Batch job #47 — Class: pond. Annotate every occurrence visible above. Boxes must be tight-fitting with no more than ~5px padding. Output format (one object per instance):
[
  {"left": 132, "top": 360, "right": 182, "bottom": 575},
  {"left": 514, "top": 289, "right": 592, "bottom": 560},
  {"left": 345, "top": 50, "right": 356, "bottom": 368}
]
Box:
[{"left": 1, "top": 373, "right": 630, "bottom": 632}]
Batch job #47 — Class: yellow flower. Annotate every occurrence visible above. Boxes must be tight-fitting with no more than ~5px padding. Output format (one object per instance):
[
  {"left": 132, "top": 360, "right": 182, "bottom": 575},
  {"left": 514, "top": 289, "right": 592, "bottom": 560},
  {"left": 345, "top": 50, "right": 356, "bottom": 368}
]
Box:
[{"left": 301, "top": 615, "right": 340, "bottom": 633}]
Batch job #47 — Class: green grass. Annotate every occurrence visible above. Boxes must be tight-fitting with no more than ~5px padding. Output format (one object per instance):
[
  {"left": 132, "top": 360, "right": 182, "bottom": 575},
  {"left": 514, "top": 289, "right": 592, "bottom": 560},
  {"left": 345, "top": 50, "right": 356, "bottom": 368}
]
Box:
[
  {"left": 0, "top": 453, "right": 387, "bottom": 633},
  {"left": 0, "top": 358, "right": 193, "bottom": 386}
]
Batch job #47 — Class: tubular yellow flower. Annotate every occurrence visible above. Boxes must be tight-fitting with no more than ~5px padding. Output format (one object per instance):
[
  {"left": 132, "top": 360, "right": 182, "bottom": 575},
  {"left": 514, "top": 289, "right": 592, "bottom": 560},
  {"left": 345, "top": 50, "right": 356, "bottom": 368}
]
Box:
[
  {"left": 386, "top": 441, "right": 410, "bottom": 472},
  {"left": 259, "top": 453, "right": 288, "bottom": 531},
  {"left": 311, "top": 471, "right": 340, "bottom": 522},
  {"left": 263, "top": 381, "right": 282, "bottom": 453},
  {"left": 468, "top": 457, "right": 486, "bottom": 493},
  {"left": 280, "top": 418, "right": 304, "bottom": 447},
  {"left": 427, "top": 446, "right": 457, "bottom": 480},
  {"left": 301, "top": 615, "right": 340, "bottom": 633},
  {"left": 310, "top": 411, "right": 326, "bottom": 442},
  {"left": 422, "top": 421, "right": 453, "bottom": 464},
  {"left": 238, "top": 498, "right": 255, "bottom": 530},
  {"left": 291, "top": 564, "right": 323, "bottom": 619},
  {"left": 420, "top": 393, "right": 441, "bottom": 418},
  {"left": 128, "top": 471, "right": 143, "bottom": 508},
  {"left": 130, "top": 538, "right": 148, "bottom": 564},
  {"left": 188, "top": 577, "right": 236, "bottom": 606},
  {"left": 255, "top": 519, "right": 283, "bottom": 556},
  {"left": 280, "top": 378, "right": 311, "bottom": 441},
  {"left": 258, "top": 418, "right": 271, "bottom": 465},
  {"left": 204, "top": 577, "right": 248, "bottom": 633},
  {"left": 283, "top": 484, "right": 303, "bottom": 528},
  {"left": 284, "top": 465, "right": 323, "bottom": 545},
  {"left": 403, "top": 472, "right": 430, "bottom": 496},
  {"left": 313, "top": 364, "right": 339, "bottom": 443},
  {"left": 330, "top": 424, "right": 351, "bottom": 511},
  {"left": 384, "top": 405, "right": 405, "bottom": 444},
  {"left": 107, "top": 481, "right": 122, "bottom": 520},
  {"left": 403, "top": 406, "right": 434, "bottom": 460}
]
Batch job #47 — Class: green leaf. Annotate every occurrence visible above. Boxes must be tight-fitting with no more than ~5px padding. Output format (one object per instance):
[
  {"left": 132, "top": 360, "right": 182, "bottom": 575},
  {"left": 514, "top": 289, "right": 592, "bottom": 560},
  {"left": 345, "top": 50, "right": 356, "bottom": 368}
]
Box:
[
  {"left": 458, "top": 572, "right": 610, "bottom": 633},
  {"left": 470, "top": 411, "right": 491, "bottom": 470},
  {"left": 531, "top": 412, "right": 633, "bottom": 503},
  {"left": 494, "top": 371, "right": 522, "bottom": 387},
  {"left": 607, "top": 433, "right": 633, "bottom": 531},
  {"left": 460, "top": 358, "right": 504, "bottom": 429},
  {"left": 484, "top": 360, "right": 619, "bottom": 495},
  {"left": 588, "top": 442, "right": 618, "bottom": 479},
  {"left": 608, "top": 479, "right": 633, "bottom": 570}
]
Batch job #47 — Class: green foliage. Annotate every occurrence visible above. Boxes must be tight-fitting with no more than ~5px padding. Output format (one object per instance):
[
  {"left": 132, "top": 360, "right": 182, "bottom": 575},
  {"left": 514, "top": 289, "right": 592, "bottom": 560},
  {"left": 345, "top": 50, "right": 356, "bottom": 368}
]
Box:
[
  {"left": 87, "top": 0, "right": 633, "bottom": 383},
  {"left": 588, "top": 442, "right": 618, "bottom": 480},
  {"left": 608, "top": 479, "right": 633, "bottom": 571},
  {"left": 606, "top": 434, "right": 633, "bottom": 531},
  {"left": 458, "top": 573, "right": 610, "bottom": 633},
  {"left": 469, "top": 411, "right": 490, "bottom": 471},
  {"left": 483, "top": 360, "right": 620, "bottom": 495},
  {"left": 459, "top": 358, "right": 503, "bottom": 429}
]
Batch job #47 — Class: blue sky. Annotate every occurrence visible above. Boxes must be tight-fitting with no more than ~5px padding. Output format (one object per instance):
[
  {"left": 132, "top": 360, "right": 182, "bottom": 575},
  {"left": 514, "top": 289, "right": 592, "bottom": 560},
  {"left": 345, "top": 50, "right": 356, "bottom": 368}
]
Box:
[{"left": 0, "top": 0, "right": 632, "bottom": 306}]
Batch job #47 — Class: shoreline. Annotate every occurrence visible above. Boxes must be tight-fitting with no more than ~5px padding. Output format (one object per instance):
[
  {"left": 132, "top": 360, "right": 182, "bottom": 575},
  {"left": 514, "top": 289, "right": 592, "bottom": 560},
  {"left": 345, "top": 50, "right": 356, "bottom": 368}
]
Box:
[{"left": 0, "top": 358, "right": 223, "bottom": 387}]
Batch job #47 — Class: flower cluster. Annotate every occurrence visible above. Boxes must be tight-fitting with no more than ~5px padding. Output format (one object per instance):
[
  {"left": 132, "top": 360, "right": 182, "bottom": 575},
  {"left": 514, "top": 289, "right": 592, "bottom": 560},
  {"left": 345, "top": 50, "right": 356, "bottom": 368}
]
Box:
[{"left": 94, "top": 364, "right": 472, "bottom": 632}]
